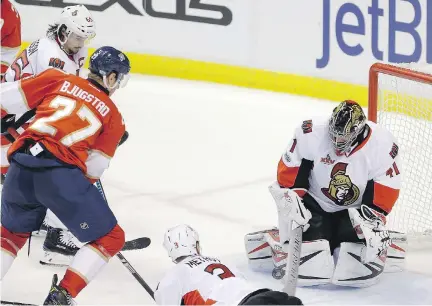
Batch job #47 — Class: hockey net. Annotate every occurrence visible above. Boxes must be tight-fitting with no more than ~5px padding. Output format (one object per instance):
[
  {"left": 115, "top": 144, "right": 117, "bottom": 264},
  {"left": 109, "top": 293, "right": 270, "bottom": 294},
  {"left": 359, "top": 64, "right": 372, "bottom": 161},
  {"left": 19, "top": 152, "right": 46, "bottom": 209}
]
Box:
[{"left": 368, "top": 63, "right": 432, "bottom": 242}]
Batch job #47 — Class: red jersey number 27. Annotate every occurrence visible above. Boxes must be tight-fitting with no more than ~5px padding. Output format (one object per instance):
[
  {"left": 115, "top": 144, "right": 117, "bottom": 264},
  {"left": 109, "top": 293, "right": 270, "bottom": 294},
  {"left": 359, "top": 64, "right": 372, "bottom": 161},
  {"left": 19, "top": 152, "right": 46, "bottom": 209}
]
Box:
[{"left": 30, "top": 96, "right": 101, "bottom": 146}]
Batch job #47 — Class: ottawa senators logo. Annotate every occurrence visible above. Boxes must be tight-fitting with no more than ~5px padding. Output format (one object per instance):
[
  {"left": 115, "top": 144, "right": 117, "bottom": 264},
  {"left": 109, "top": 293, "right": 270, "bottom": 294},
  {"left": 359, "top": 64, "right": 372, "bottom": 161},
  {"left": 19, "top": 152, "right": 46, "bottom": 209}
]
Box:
[
  {"left": 301, "top": 120, "right": 313, "bottom": 134},
  {"left": 321, "top": 162, "right": 360, "bottom": 206},
  {"left": 49, "top": 58, "right": 65, "bottom": 70}
]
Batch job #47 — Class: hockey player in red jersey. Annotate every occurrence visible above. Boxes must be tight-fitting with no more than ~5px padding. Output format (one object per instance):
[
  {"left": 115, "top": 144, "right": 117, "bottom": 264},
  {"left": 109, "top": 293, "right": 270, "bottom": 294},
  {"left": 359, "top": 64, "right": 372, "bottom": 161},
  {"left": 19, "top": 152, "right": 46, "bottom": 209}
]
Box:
[
  {"left": 155, "top": 224, "right": 303, "bottom": 305},
  {"left": 0, "top": 0, "right": 21, "bottom": 76},
  {"left": 1, "top": 4, "right": 97, "bottom": 266},
  {"left": 0, "top": 46, "right": 131, "bottom": 305},
  {"left": 245, "top": 101, "right": 406, "bottom": 288}
]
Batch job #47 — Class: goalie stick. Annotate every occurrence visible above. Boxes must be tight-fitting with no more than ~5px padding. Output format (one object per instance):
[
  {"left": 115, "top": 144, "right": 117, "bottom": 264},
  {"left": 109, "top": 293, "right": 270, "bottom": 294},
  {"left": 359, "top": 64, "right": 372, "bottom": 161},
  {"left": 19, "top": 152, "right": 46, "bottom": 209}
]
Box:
[{"left": 283, "top": 225, "right": 303, "bottom": 296}]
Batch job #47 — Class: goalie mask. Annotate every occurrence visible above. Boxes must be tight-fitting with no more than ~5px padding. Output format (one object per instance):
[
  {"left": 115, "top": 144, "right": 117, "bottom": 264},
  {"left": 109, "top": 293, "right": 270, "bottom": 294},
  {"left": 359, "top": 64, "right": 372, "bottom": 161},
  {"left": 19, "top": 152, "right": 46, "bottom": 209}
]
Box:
[
  {"left": 329, "top": 100, "right": 366, "bottom": 155},
  {"left": 163, "top": 224, "right": 201, "bottom": 263}
]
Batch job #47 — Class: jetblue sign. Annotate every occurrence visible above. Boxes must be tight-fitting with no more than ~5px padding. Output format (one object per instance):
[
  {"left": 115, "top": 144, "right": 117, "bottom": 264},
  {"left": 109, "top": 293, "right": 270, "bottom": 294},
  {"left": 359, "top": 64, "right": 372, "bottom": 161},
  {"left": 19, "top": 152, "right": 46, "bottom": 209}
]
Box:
[{"left": 316, "top": 0, "right": 431, "bottom": 69}]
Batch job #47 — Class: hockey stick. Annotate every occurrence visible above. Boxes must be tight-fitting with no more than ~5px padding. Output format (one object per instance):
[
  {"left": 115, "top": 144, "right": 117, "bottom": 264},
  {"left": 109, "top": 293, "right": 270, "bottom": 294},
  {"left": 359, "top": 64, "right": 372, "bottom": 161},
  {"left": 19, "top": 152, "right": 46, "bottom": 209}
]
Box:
[
  {"left": 0, "top": 301, "right": 37, "bottom": 306},
  {"left": 6, "top": 127, "right": 20, "bottom": 139},
  {"left": 39, "top": 236, "right": 151, "bottom": 266},
  {"left": 14, "top": 109, "right": 36, "bottom": 129},
  {"left": 116, "top": 251, "right": 155, "bottom": 299},
  {"left": 283, "top": 225, "right": 303, "bottom": 296},
  {"left": 1, "top": 109, "right": 36, "bottom": 143},
  {"left": 95, "top": 180, "right": 155, "bottom": 300},
  {"left": 122, "top": 237, "right": 151, "bottom": 251}
]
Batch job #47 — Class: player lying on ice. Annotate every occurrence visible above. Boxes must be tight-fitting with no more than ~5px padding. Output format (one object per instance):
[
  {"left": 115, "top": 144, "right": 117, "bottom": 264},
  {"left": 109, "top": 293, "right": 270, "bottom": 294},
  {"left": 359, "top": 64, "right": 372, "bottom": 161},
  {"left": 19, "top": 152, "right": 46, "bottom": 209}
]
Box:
[
  {"left": 0, "top": 46, "right": 131, "bottom": 305},
  {"left": 245, "top": 101, "right": 407, "bottom": 288},
  {"left": 154, "top": 224, "right": 303, "bottom": 305}
]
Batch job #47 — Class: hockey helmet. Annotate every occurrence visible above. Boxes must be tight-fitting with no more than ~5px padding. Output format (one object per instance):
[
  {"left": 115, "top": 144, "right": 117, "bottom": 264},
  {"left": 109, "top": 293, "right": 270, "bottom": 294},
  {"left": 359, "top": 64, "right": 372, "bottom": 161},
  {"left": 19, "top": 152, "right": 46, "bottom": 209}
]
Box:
[
  {"left": 163, "top": 224, "right": 201, "bottom": 263},
  {"left": 57, "top": 5, "right": 96, "bottom": 43},
  {"left": 89, "top": 46, "right": 131, "bottom": 89}
]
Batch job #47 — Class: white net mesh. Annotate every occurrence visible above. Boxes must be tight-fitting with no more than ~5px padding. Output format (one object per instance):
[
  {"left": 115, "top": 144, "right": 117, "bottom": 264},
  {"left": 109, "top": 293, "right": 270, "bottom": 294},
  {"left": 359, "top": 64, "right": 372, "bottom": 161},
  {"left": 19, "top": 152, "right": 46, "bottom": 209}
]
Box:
[{"left": 375, "top": 63, "right": 432, "bottom": 238}]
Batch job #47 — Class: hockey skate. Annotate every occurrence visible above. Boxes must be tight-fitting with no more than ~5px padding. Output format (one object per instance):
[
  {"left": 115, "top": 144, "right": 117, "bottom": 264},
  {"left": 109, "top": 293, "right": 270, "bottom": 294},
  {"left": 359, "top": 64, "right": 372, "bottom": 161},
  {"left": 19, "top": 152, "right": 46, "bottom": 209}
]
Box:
[
  {"left": 44, "top": 274, "right": 75, "bottom": 305},
  {"left": 40, "top": 227, "right": 79, "bottom": 267}
]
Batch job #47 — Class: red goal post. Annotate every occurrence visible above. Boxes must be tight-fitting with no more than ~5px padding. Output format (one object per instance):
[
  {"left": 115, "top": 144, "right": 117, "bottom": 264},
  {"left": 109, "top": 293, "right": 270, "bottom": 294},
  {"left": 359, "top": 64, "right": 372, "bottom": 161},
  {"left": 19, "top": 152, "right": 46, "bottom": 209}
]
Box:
[
  {"left": 368, "top": 62, "right": 432, "bottom": 238},
  {"left": 369, "top": 63, "right": 432, "bottom": 122}
]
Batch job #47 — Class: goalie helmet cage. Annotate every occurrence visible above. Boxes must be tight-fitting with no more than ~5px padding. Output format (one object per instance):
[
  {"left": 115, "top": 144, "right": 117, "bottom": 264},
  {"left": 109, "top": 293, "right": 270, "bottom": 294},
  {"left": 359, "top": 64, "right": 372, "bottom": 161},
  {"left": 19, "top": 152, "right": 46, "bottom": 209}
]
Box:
[{"left": 368, "top": 62, "right": 432, "bottom": 241}]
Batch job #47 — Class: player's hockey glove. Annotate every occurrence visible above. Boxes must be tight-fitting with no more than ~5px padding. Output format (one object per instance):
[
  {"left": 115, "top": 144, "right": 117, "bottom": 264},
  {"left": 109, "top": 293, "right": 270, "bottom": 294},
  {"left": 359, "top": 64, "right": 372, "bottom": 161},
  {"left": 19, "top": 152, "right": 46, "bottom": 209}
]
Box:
[
  {"left": 349, "top": 205, "right": 391, "bottom": 263},
  {"left": 1, "top": 114, "right": 17, "bottom": 143},
  {"left": 268, "top": 182, "right": 312, "bottom": 232},
  {"left": 118, "top": 130, "right": 129, "bottom": 146}
]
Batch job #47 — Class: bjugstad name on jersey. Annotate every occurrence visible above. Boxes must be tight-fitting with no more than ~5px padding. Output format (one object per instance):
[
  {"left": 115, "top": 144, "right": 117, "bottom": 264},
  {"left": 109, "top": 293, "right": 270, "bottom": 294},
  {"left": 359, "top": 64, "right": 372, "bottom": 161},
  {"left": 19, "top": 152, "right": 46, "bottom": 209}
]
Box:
[{"left": 60, "top": 81, "right": 110, "bottom": 117}]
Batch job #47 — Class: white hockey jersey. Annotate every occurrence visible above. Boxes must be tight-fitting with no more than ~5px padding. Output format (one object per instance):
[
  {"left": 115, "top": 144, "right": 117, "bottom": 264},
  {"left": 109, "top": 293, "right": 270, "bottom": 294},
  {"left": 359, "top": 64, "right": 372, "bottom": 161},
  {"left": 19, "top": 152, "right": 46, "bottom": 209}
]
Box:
[
  {"left": 154, "top": 255, "right": 263, "bottom": 305},
  {"left": 277, "top": 117, "right": 401, "bottom": 214},
  {"left": 2, "top": 36, "right": 87, "bottom": 82}
]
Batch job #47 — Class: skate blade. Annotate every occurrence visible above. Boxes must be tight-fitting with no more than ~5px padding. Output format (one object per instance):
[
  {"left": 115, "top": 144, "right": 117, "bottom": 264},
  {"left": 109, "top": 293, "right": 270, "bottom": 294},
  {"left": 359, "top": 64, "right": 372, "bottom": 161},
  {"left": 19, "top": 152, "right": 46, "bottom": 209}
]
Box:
[{"left": 39, "top": 260, "right": 69, "bottom": 268}]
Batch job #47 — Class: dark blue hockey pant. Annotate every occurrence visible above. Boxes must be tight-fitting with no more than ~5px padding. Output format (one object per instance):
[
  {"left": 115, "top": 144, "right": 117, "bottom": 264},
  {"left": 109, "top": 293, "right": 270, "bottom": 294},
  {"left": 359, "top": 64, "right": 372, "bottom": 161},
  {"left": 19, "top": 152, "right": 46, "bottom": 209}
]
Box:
[{"left": 1, "top": 152, "right": 117, "bottom": 243}]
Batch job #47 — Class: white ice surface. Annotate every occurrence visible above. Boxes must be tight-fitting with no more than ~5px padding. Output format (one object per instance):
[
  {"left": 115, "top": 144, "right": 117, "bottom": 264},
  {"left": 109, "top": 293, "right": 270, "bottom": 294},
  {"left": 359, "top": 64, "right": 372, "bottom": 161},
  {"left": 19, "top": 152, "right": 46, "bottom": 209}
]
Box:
[{"left": 1, "top": 75, "right": 431, "bottom": 305}]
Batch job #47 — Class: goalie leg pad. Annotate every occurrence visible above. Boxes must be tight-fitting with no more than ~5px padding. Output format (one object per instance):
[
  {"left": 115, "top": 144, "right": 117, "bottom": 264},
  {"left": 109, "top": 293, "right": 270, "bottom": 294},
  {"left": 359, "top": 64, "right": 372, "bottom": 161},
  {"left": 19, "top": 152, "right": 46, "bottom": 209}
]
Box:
[
  {"left": 385, "top": 231, "right": 407, "bottom": 273},
  {"left": 332, "top": 242, "right": 385, "bottom": 288},
  {"left": 297, "top": 239, "right": 334, "bottom": 287},
  {"left": 244, "top": 229, "right": 275, "bottom": 272}
]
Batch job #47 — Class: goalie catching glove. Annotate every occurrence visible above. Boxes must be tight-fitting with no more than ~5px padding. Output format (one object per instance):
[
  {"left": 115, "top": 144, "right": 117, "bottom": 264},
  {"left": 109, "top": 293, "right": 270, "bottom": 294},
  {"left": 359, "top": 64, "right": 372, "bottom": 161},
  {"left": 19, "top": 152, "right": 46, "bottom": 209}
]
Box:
[
  {"left": 268, "top": 182, "right": 311, "bottom": 244},
  {"left": 349, "top": 205, "right": 392, "bottom": 264}
]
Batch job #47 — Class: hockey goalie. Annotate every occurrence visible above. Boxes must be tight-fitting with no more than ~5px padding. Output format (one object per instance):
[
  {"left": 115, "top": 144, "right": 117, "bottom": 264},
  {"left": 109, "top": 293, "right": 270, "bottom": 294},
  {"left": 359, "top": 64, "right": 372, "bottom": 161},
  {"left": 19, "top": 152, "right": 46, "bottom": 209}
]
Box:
[{"left": 245, "top": 101, "right": 407, "bottom": 288}]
